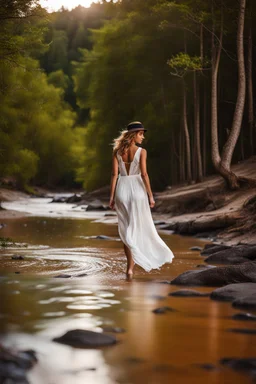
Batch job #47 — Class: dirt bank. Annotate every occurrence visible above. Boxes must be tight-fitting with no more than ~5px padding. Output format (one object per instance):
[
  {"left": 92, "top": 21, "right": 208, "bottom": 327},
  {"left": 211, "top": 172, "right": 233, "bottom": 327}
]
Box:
[{"left": 153, "top": 157, "right": 256, "bottom": 245}]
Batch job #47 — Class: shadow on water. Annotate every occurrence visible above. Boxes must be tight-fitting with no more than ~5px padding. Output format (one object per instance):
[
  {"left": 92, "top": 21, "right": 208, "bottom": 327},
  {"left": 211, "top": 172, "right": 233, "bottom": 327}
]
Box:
[{"left": 0, "top": 211, "right": 255, "bottom": 384}]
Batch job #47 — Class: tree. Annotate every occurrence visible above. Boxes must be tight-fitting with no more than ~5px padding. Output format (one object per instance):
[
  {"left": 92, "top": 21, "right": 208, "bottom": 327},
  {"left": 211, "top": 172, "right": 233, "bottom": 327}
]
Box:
[{"left": 211, "top": 0, "right": 248, "bottom": 189}]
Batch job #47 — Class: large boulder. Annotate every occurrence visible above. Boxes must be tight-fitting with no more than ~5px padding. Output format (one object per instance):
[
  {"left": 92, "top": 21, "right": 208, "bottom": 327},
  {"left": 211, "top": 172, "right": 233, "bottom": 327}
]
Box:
[
  {"left": 171, "top": 262, "right": 256, "bottom": 286},
  {"left": 201, "top": 244, "right": 231, "bottom": 255},
  {"left": 210, "top": 283, "right": 256, "bottom": 301},
  {"left": 0, "top": 346, "right": 37, "bottom": 383},
  {"left": 66, "top": 194, "right": 82, "bottom": 203},
  {"left": 86, "top": 204, "right": 108, "bottom": 211},
  {"left": 53, "top": 329, "right": 117, "bottom": 348},
  {"left": 168, "top": 289, "right": 210, "bottom": 297},
  {"left": 233, "top": 293, "right": 256, "bottom": 310},
  {"left": 220, "top": 358, "right": 256, "bottom": 375},
  {"left": 204, "top": 245, "right": 256, "bottom": 264}
]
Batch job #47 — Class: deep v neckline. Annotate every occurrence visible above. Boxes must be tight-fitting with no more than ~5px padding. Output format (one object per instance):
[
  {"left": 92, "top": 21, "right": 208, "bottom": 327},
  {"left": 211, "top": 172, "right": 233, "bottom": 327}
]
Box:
[{"left": 120, "top": 147, "right": 140, "bottom": 176}]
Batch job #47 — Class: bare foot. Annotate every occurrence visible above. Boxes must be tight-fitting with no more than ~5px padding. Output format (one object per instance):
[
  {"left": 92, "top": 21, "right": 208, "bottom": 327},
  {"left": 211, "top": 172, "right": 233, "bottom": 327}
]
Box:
[{"left": 126, "top": 272, "right": 133, "bottom": 281}]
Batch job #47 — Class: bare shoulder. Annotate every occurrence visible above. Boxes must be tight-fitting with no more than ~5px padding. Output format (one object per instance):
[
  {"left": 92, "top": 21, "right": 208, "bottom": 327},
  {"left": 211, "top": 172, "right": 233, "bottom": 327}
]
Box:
[{"left": 141, "top": 148, "right": 147, "bottom": 156}]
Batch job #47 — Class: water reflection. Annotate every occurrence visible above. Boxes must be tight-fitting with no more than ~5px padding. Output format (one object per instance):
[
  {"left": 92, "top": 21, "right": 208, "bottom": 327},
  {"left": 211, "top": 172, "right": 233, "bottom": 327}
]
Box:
[{"left": 0, "top": 213, "right": 255, "bottom": 384}]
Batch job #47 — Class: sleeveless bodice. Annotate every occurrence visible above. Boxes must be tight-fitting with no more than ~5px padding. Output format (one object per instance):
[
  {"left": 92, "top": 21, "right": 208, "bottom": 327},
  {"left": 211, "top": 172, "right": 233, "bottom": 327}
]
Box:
[{"left": 116, "top": 147, "right": 142, "bottom": 176}]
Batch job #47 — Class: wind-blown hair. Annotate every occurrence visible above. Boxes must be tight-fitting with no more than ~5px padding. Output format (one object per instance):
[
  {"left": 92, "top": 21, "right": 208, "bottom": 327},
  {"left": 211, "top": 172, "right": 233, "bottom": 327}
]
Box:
[{"left": 112, "top": 130, "right": 137, "bottom": 156}]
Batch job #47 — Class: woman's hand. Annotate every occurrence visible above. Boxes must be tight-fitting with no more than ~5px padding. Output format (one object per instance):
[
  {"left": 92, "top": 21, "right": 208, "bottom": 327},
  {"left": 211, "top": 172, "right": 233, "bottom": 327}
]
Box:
[
  {"left": 149, "top": 196, "right": 155, "bottom": 208},
  {"left": 109, "top": 198, "right": 115, "bottom": 210}
]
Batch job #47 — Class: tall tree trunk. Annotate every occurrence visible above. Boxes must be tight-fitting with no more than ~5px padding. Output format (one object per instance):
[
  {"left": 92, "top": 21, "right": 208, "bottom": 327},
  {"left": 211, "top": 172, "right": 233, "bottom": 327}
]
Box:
[
  {"left": 200, "top": 24, "right": 203, "bottom": 63},
  {"left": 194, "top": 72, "right": 203, "bottom": 181},
  {"left": 183, "top": 79, "right": 192, "bottom": 183},
  {"left": 220, "top": 0, "right": 246, "bottom": 188},
  {"left": 203, "top": 81, "right": 207, "bottom": 175},
  {"left": 211, "top": 0, "right": 222, "bottom": 171},
  {"left": 240, "top": 126, "right": 245, "bottom": 160},
  {"left": 247, "top": 1, "right": 254, "bottom": 155},
  {"left": 179, "top": 120, "right": 185, "bottom": 182}
]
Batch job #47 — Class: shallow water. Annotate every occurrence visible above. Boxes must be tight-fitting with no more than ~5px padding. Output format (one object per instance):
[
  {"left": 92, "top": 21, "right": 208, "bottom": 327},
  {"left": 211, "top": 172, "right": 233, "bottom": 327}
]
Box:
[{"left": 0, "top": 197, "right": 255, "bottom": 384}]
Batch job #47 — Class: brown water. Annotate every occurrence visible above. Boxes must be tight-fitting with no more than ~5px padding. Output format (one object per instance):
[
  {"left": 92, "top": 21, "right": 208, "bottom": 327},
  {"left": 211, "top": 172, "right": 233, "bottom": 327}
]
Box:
[{"left": 0, "top": 214, "right": 255, "bottom": 384}]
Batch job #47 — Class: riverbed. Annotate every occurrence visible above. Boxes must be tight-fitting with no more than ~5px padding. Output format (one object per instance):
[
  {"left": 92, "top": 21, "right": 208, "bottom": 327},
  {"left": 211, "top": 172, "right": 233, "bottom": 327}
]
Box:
[{"left": 0, "top": 196, "right": 255, "bottom": 384}]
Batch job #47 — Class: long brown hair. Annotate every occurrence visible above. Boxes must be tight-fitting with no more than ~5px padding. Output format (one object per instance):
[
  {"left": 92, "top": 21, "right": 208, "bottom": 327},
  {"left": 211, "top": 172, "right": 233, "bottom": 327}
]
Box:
[{"left": 112, "top": 130, "right": 137, "bottom": 156}]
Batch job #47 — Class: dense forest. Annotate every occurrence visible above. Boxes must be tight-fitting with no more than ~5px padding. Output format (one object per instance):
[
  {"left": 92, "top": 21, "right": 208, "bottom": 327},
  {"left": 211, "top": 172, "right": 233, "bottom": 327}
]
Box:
[{"left": 0, "top": 0, "right": 255, "bottom": 192}]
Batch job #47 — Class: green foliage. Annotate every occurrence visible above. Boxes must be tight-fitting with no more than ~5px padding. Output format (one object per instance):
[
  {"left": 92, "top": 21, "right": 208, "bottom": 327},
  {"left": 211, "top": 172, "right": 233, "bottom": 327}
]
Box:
[
  {"left": 1, "top": 0, "right": 255, "bottom": 192},
  {"left": 47, "top": 69, "right": 70, "bottom": 91},
  {"left": 73, "top": 7, "right": 181, "bottom": 190},
  {"left": 12, "top": 149, "right": 39, "bottom": 186},
  {"left": 46, "top": 30, "right": 69, "bottom": 72},
  {"left": 0, "top": 0, "right": 48, "bottom": 64},
  {"left": 0, "top": 56, "right": 77, "bottom": 187},
  {"left": 167, "top": 52, "right": 202, "bottom": 77}
]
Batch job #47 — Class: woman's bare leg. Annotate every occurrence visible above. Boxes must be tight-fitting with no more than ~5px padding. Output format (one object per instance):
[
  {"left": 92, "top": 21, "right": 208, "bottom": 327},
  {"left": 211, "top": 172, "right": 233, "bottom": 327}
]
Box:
[{"left": 123, "top": 244, "right": 135, "bottom": 275}]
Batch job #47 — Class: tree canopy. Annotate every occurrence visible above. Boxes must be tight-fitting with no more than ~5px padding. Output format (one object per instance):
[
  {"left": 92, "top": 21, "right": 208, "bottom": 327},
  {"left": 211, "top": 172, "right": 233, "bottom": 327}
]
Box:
[{"left": 1, "top": 0, "right": 256, "bottom": 191}]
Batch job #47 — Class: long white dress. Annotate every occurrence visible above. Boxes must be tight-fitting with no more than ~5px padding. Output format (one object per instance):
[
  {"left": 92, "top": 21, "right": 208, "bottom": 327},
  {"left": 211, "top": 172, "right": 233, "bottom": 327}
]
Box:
[{"left": 115, "top": 147, "right": 174, "bottom": 272}]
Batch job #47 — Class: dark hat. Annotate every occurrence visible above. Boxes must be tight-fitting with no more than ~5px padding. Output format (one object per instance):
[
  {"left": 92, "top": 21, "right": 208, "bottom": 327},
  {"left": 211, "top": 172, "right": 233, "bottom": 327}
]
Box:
[{"left": 127, "top": 121, "right": 147, "bottom": 132}]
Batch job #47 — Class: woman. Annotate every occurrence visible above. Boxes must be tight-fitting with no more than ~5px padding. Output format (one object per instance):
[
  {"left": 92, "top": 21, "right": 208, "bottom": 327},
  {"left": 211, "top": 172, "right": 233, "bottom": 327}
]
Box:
[{"left": 109, "top": 121, "right": 174, "bottom": 277}]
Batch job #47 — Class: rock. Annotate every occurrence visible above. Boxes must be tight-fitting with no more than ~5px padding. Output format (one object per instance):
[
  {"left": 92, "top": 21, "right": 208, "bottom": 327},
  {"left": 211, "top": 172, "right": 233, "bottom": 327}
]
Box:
[
  {"left": 202, "top": 243, "right": 219, "bottom": 250},
  {"left": 168, "top": 289, "right": 210, "bottom": 297},
  {"left": 197, "top": 363, "right": 218, "bottom": 371},
  {"left": 153, "top": 221, "right": 166, "bottom": 226},
  {"left": 204, "top": 245, "right": 256, "bottom": 264},
  {"left": 228, "top": 328, "right": 256, "bottom": 335},
  {"left": 11, "top": 255, "right": 24, "bottom": 260},
  {"left": 166, "top": 214, "right": 238, "bottom": 235},
  {"left": 233, "top": 293, "right": 256, "bottom": 310},
  {"left": 54, "top": 274, "right": 72, "bottom": 278},
  {"left": 150, "top": 295, "right": 166, "bottom": 300},
  {"left": 102, "top": 327, "right": 126, "bottom": 333},
  {"left": 201, "top": 244, "right": 230, "bottom": 255},
  {"left": 152, "top": 306, "right": 176, "bottom": 314},
  {"left": 14, "top": 350, "right": 37, "bottom": 369},
  {"left": 74, "top": 273, "right": 88, "bottom": 277},
  {"left": 210, "top": 283, "right": 256, "bottom": 302},
  {"left": 0, "top": 361, "right": 28, "bottom": 383},
  {"left": 191, "top": 215, "right": 238, "bottom": 233},
  {"left": 158, "top": 280, "right": 171, "bottom": 284},
  {"left": 86, "top": 204, "right": 108, "bottom": 211},
  {"left": 232, "top": 312, "right": 256, "bottom": 321},
  {"left": 171, "top": 262, "right": 256, "bottom": 286},
  {"left": 205, "top": 255, "right": 250, "bottom": 264},
  {"left": 0, "top": 346, "right": 37, "bottom": 383},
  {"left": 50, "top": 196, "right": 67, "bottom": 203},
  {"left": 190, "top": 246, "right": 203, "bottom": 251},
  {"left": 194, "top": 231, "right": 219, "bottom": 240},
  {"left": 53, "top": 329, "right": 117, "bottom": 348},
  {"left": 66, "top": 194, "right": 82, "bottom": 203},
  {"left": 220, "top": 358, "right": 256, "bottom": 374},
  {"left": 96, "top": 235, "right": 113, "bottom": 240}
]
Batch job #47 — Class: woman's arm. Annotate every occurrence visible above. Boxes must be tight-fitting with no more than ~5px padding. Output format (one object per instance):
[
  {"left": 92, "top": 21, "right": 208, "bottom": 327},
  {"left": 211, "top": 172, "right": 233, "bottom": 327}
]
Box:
[
  {"left": 140, "top": 149, "right": 155, "bottom": 208},
  {"left": 109, "top": 154, "right": 119, "bottom": 209}
]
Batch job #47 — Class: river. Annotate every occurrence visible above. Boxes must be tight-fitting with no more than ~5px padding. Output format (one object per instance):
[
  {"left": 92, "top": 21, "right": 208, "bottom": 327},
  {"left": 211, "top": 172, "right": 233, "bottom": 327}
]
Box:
[{"left": 0, "top": 195, "right": 254, "bottom": 384}]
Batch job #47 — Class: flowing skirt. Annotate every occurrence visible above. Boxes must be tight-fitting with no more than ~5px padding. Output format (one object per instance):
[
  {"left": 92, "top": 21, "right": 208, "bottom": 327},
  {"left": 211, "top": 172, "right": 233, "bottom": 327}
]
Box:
[{"left": 115, "top": 174, "right": 174, "bottom": 272}]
